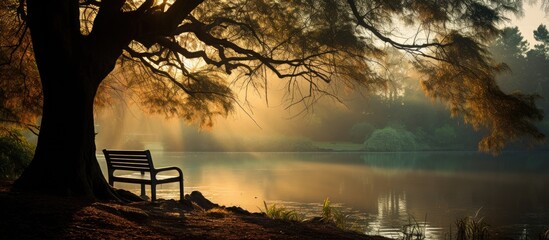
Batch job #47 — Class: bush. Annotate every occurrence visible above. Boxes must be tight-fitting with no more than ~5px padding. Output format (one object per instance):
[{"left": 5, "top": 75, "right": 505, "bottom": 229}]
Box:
[
  {"left": 0, "top": 128, "right": 34, "bottom": 179},
  {"left": 364, "top": 127, "right": 417, "bottom": 151}
]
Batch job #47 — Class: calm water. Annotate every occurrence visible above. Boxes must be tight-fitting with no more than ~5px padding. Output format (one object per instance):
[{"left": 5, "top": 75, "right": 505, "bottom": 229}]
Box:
[{"left": 97, "top": 151, "right": 549, "bottom": 239}]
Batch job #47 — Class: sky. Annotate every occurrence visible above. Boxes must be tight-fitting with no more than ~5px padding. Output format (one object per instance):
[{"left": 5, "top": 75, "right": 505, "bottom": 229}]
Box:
[{"left": 510, "top": 2, "right": 548, "bottom": 44}]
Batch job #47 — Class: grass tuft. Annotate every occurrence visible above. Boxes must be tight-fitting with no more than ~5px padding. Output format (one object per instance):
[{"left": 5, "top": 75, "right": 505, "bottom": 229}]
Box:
[
  {"left": 321, "top": 197, "right": 358, "bottom": 231},
  {"left": 455, "top": 208, "right": 490, "bottom": 240},
  {"left": 260, "top": 201, "right": 304, "bottom": 222}
]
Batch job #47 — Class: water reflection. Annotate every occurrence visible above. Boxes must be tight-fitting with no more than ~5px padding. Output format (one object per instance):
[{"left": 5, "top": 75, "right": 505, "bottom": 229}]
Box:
[
  {"left": 97, "top": 151, "right": 549, "bottom": 239},
  {"left": 378, "top": 191, "right": 407, "bottom": 219},
  {"left": 370, "top": 191, "right": 409, "bottom": 238}
]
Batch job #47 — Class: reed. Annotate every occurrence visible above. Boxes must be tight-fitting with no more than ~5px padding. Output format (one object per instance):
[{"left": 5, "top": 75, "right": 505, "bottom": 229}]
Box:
[
  {"left": 540, "top": 227, "right": 549, "bottom": 240},
  {"left": 400, "top": 215, "right": 427, "bottom": 240}
]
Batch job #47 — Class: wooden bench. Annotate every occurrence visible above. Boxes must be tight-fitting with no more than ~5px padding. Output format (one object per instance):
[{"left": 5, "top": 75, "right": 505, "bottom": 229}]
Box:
[{"left": 102, "top": 149, "right": 184, "bottom": 202}]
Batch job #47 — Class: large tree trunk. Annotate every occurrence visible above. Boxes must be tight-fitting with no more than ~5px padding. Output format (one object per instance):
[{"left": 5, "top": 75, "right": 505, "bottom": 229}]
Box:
[
  {"left": 13, "top": 79, "right": 116, "bottom": 199},
  {"left": 12, "top": 0, "right": 118, "bottom": 200},
  {"left": 12, "top": 0, "right": 203, "bottom": 200}
]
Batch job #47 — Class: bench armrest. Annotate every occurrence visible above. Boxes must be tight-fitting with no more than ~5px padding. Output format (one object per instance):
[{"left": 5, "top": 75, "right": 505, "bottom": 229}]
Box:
[{"left": 154, "top": 166, "right": 183, "bottom": 177}]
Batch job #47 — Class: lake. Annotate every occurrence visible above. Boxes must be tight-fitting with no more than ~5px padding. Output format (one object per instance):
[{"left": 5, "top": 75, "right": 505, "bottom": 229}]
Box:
[{"left": 97, "top": 151, "right": 549, "bottom": 239}]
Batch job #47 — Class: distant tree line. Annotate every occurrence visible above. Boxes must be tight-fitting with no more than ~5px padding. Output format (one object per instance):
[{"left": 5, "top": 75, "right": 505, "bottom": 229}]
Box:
[{"left": 352, "top": 24, "right": 549, "bottom": 152}]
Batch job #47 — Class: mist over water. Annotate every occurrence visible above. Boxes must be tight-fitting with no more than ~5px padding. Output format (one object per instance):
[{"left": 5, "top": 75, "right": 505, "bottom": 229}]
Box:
[{"left": 94, "top": 88, "right": 370, "bottom": 152}]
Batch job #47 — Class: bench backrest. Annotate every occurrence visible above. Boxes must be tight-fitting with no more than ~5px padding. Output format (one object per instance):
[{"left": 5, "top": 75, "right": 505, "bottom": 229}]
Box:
[{"left": 103, "top": 149, "right": 155, "bottom": 175}]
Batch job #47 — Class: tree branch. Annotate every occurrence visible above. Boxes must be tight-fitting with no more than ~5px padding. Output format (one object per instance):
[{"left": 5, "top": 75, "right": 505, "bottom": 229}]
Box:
[
  {"left": 134, "top": 0, "right": 204, "bottom": 47},
  {"left": 346, "top": 0, "right": 451, "bottom": 50}
]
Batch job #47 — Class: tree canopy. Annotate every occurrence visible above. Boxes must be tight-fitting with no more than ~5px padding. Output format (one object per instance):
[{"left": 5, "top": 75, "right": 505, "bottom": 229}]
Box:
[
  {"left": 0, "top": 0, "right": 40, "bottom": 134},
  {"left": 1, "top": 0, "right": 546, "bottom": 154}
]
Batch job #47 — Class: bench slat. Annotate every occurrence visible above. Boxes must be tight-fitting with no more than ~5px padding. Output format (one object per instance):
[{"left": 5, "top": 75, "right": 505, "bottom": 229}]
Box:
[
  {"left": 104, "top": 150, "right": 149, "bottom": 155},
  {"left": 114, "top": 173, "right": 179, "bottom": 180},
  {"left": 109, "top": 159, "right": 150, "bottom": 164},
  {"left": 110, "top": 163, "right": 151, "bottom": 169},
  {"left": 107, "top": 155, "right": 149, "bottom": 160},
  {"left": 109, "top": 166, "right": 153, "bottom": 172}
]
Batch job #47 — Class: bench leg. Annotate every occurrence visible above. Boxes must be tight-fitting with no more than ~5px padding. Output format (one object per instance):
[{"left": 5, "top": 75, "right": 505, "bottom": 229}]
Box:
[
  {"left": 140, "top": 184, "right": 148, "bottom": 200},
  {"left": 151, "top": 184, "right": 156, "bottom": 202},
  {"left": 179, "top": 179, "right": 184, "bottom": 202}
]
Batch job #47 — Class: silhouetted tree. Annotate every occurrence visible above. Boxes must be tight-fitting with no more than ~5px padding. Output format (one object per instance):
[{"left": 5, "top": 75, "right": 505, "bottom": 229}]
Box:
[
  {"left": 0, "top": 0, "right": 545, "bottom": 200},
  {"left": 492, "top": 27, "right": 529, "bottom": 60},
  {"left": 491, "top": 27, "right": 529, "bottom": 92},
  {"left": 491, "top": 25, "right": 549, "bottom": 113},
  {"left": 527, "top": 25, "right": 549, "bottom": 117},
  {"left": 533, "top": 24, "right": 549, "bottom": 57}
]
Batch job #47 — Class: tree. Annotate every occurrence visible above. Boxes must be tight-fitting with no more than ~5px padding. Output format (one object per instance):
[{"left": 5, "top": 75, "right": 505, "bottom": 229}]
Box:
[
  {"left": 533, "top": 24, "right": 549, "bottom": 57},
  {"left": 0, "top": 0, "right": 545, "bottom": 200},
  {"left": 490, "top": 25, "right": 549, "bottom": 114},
  {"left": 492, "top": 27, "right": 529, "bottom": 60},
  {"left": 491, "top": 27, "right": 530, "bottom": 93},
  {"left": 527, "top": 25, "right": 549, "bottom": 116}
]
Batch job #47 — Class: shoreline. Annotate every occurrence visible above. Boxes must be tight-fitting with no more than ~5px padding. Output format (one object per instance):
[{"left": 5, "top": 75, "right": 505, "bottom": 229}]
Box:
[{"left": 0, "top": 181, "right": 388, "bottom": 240}]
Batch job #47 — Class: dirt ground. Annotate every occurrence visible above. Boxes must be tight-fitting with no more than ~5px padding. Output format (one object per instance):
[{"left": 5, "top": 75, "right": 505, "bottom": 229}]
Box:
[{"left": 0, "top": 181, "right": 389, "bottom": 240}]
